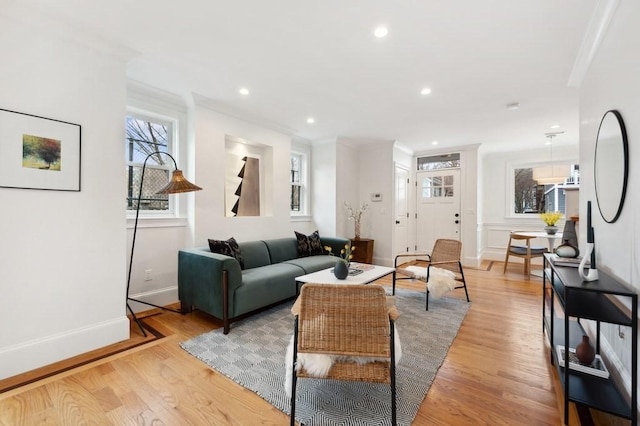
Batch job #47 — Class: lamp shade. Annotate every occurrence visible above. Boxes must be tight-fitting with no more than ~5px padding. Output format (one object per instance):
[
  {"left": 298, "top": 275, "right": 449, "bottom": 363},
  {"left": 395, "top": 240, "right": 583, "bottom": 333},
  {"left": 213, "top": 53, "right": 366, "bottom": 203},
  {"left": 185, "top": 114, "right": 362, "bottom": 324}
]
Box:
[
  {"left": 532, "top": 164, "right": 570, "bottom": 185},
  {"left": 155, "top": 169, "right": 202, "bottom": 194}
]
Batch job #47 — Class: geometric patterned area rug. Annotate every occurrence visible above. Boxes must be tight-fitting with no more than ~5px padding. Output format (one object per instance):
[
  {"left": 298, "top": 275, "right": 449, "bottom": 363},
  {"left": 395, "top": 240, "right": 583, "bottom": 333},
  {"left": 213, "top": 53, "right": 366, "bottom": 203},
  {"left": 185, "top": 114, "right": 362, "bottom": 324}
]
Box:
[{"left": 180, "top": 288, "right": 469, "bottom": 426}]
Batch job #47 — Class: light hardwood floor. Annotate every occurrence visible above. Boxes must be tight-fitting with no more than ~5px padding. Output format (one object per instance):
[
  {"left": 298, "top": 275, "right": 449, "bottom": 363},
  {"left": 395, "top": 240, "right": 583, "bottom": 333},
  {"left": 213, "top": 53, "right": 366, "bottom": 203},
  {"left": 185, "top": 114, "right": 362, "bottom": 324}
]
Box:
[{"left": 1, "top": 261, "right": 592, "bottom": 425}]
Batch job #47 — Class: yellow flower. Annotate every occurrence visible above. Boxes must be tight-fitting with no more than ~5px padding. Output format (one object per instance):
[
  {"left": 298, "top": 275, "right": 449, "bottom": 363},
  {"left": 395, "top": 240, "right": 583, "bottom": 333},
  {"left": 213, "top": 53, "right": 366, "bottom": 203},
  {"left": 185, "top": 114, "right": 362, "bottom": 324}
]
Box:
[
  {"left": 325, "top": 243, "right": 355, "bottom": 263},
  {"left": 540, "top": 211, "right": 563, "bottom": 226}
]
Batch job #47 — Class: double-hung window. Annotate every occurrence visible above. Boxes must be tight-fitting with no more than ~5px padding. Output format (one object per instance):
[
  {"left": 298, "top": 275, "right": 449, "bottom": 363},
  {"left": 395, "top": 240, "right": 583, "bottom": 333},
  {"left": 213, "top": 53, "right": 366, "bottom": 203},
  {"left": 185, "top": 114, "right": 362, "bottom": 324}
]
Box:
[
  {"left": 126, "top": 110, "right": 176, "bottom": 215},
  {"left": 290, "top": 148, "right": 309, "bottom": 217}
]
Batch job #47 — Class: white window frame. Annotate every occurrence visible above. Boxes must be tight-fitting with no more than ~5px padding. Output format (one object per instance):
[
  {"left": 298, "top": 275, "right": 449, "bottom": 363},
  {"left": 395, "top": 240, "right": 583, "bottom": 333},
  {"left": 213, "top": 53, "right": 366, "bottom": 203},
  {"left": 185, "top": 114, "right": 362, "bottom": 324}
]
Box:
[
  {"left": 506, "top": 160, "right": 575, "bottom": 219},
  {"left": 126, "top": 82, "right": 190, "bottom": 227},
  {"left": 291, "top": 143, "right": 311, "bottom": 220}
]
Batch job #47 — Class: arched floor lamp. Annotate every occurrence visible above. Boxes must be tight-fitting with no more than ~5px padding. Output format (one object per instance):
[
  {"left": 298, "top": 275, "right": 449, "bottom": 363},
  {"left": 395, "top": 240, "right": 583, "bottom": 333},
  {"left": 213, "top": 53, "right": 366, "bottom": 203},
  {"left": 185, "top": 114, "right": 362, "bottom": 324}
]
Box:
[{"left": 126, "top": 152, "right": 202, "bottom": 336}]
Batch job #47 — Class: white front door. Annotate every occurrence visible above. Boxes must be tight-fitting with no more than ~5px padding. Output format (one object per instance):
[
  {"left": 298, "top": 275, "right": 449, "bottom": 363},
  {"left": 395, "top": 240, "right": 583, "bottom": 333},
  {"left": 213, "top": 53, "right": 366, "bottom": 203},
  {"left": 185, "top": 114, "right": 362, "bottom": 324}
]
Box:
[
  {"left": 416, "top": 169, "right": 461, "bottom": 252},
  {"left": 394, "top": 165, "right": 409, "bottom": 254}
]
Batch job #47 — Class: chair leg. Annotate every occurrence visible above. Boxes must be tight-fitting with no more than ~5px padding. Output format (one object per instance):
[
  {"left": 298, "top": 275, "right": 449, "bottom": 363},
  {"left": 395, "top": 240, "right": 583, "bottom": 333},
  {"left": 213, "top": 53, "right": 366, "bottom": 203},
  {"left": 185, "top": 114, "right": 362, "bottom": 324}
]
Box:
[
  {"left": 503, "top": 252, "right": 510, "bottom": 273},
  {"left": 459, "top": 262, "right": 470, "bottom": 302},
  {"left": 425, "top": 267, "right": 430, "bottom": 311},
  {"left": 390, "top": 321, "right": 397, "bottom": 426},
  {"left": 426, "top": 290, "right": 430, "bottom": 311},
  {"left": 290, "top": 319, "right": 299, "bottom": 426}
]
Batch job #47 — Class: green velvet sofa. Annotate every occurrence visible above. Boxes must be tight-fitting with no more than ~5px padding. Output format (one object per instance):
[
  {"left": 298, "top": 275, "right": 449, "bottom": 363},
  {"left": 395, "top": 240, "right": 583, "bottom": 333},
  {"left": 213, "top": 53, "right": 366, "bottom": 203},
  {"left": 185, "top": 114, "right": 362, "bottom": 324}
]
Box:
[{"left": 178, "top": 236, "right": 349, "bottom": 334}]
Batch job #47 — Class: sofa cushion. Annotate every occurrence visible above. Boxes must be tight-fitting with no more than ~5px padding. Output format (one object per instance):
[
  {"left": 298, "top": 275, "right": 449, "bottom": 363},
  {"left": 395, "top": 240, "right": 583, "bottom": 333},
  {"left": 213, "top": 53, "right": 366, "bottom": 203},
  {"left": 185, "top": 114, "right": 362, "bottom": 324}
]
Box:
[
  {"left": 238, "top": 240, "right": 272, "bottom": 269},
  {"left": 234, "top": 263, "right": 304, "bottom": 315},
  {"left": 208, "top": 237, "right": 245, "bottom": 269},
  {"left": 263, "top": 238, "right": 299, "bottom": 264},
  {"left": 295, "top": 230, "right": 324, "bottom": 257},
  {"left": 284, "top": 255, "right": 339, "bottom": 274}
]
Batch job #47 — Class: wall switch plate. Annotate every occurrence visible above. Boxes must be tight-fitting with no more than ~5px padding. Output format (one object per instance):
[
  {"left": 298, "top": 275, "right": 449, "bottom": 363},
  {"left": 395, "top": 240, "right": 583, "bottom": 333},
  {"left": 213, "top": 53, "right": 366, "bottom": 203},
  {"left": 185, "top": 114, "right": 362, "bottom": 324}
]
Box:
[{"left": 144, "top": 269, "right": 152, "bottom": 281}]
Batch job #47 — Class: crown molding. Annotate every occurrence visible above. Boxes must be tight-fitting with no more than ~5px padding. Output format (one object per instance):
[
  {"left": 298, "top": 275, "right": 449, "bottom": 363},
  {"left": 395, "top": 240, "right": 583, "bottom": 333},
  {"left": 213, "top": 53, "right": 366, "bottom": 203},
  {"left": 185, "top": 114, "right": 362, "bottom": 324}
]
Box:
[
  {"left": 567, "top": 0, "right": 621, "bottom": 88},
  {"left": 193, "top": 93, "right": 298, "bottom": 137}
]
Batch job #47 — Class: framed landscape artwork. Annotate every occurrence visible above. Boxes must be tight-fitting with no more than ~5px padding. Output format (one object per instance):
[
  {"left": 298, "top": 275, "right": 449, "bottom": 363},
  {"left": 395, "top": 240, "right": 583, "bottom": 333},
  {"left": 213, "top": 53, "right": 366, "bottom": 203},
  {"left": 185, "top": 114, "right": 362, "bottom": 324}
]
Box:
[{"left": 0, "top": 108, "right": 81, "bottom": 191}]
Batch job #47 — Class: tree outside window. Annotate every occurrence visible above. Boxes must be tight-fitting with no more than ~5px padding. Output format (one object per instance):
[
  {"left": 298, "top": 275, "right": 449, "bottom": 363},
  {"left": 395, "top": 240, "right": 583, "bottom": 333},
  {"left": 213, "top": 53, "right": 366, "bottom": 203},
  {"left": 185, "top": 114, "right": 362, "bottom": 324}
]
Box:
[{"left": 126, "top": 113, "right": 174, "bottom": 212}]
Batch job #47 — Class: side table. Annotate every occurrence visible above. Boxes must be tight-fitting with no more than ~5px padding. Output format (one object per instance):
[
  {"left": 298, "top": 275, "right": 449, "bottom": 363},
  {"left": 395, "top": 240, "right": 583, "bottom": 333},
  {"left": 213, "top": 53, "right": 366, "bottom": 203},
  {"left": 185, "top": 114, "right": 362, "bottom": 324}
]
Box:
[{"left": 350, "top": 238, "right": 374, "bottom": 264}]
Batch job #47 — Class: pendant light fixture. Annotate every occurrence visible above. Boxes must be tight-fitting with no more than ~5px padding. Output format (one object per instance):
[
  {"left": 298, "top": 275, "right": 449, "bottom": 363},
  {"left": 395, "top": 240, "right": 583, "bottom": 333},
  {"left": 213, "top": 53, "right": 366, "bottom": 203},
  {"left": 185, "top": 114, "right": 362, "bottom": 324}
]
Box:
[{"left": 533, "top": 132, "right": 570, "bottom": 185}]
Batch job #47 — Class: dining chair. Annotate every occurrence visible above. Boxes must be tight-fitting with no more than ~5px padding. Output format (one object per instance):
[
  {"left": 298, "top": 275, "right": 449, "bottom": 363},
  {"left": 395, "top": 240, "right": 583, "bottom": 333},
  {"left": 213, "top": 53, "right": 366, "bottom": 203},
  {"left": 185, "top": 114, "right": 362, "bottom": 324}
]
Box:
[
  {"left": 503, "top": 231, "right": 548, "bottom": 275},
  {"left": 289, "top": 283, "right": 399, "bottom": 426}
]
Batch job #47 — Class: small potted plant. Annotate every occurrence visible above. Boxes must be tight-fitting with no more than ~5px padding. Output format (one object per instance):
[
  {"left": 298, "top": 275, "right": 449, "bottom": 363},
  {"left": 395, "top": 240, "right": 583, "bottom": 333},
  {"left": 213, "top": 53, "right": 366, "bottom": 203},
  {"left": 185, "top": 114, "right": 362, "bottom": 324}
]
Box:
[
  {"left": 540, "top": 211, "right": 563, "bottom": 235},
  {"left": 325, "top": 244, "right": 355, "bottom": 279}
]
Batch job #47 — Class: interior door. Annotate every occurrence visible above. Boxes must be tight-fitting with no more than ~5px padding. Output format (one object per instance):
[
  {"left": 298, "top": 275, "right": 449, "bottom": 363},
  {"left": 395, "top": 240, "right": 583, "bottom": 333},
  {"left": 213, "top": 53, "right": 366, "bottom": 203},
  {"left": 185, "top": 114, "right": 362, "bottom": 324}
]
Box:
[
  {"left": 394, "top": 165, "right": 409, "bottom": 254},
  {"left": 416, "top": 169, "right": 461, "bottom": 252}
]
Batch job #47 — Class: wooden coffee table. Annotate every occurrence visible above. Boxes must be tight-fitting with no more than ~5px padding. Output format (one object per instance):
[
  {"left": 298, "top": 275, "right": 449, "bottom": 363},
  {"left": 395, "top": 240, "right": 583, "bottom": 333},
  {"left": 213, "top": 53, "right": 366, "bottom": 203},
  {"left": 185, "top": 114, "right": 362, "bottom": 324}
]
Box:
[{"left": 295, "top": 263, "right": 397, "bottom": 294}]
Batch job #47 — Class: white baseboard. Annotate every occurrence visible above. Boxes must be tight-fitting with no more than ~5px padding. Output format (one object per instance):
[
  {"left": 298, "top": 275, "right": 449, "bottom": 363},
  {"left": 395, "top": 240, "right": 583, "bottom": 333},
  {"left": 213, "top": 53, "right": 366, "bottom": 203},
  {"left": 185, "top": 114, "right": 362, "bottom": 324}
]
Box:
[
  {"left": 128, "top": 285, "right": 179, "bottom": 313},
  {"left": 0, "top": 317, "right": 129, "bottom": 380}
]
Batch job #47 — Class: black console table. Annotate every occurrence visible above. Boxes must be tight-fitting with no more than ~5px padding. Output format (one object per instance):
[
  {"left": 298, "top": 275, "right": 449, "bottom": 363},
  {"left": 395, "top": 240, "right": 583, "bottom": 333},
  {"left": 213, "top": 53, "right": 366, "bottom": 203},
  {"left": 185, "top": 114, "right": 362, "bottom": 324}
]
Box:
[{"left": 543, "top": 253, "right": 637, "bottom": 425}]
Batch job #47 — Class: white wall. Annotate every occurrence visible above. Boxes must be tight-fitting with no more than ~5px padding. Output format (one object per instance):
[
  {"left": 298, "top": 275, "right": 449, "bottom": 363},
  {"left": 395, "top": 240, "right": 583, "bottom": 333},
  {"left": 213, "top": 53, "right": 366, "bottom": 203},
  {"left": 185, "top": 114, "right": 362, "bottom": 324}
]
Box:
[
  {"left": 0, "top": 14, "right": 129, "bottom": 379},
  {"left": 579, "top": 0, "right": 640, "bottom": 402},
  {"left": 312, "top": 139, "right": 338, "bottom": 236},
  {"left": 481, "top": 145, "right": 579, "bottom": 262},
  {"left": 193, "top": 100, "right": 317, "bottom": 244}
]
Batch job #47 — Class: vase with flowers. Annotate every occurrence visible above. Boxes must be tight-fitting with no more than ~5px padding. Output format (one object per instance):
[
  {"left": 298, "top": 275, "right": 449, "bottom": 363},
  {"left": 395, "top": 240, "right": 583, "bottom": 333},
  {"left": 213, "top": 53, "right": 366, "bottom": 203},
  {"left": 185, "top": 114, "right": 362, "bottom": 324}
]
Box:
[
  {"left": 345, "top": 202, "right": 368, "bottom": 240},
  {"left": 325, "top": 243, "right": 356, "bottom": 279},
  {"left": 540, "top": 211, "right": 563, "bottom": 235}
]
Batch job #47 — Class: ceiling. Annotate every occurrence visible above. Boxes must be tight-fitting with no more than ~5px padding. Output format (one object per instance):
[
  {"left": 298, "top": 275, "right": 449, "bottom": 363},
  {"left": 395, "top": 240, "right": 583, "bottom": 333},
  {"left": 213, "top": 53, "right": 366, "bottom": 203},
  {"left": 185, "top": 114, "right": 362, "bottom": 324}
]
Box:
[{"left": 9, "top": 0, "right": 599, "bottom": 153}]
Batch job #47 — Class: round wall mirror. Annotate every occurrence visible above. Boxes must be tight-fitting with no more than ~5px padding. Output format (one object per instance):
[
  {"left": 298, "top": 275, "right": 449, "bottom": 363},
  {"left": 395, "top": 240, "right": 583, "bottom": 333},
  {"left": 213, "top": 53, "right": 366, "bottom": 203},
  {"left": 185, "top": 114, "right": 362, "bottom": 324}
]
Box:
[{"left": 594, "top": 110, "right": 628, "bottom": 223}]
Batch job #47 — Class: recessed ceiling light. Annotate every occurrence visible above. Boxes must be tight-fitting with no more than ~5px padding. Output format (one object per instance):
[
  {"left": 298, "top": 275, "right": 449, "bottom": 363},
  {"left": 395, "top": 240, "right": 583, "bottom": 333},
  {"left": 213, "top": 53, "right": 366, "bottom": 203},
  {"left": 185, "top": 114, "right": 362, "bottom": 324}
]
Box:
[
  {"left": 550, "top": 124, "right": 560, "bottom": 129},
  {"left": 239, "top": 87, "right": 250, "bottom": 96},
  {"left": 506, "top": 102, "right": 520, "bottom": 110},
  {"left": 374, "top": 26, "right": 388, "bottom": 38},
  {"left": 420, "top": 87, "right": 432, "bottom": 95},
  {"left": 307, "top": 117, "right": 315, "bottom": 124},
  {"left": 432, "top": 140, "right": 439, "bottom": 145}
]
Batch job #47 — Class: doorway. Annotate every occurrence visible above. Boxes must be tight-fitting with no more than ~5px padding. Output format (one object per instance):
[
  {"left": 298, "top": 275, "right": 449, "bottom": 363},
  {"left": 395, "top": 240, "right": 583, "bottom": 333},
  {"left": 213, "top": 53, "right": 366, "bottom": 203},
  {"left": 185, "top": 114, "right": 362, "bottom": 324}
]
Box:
[
  {"left": 416, "top": 169, "right": 461, "bottom": 252},
  {"left": 394, "top": 164, "right": 409, "bottom": 255}
]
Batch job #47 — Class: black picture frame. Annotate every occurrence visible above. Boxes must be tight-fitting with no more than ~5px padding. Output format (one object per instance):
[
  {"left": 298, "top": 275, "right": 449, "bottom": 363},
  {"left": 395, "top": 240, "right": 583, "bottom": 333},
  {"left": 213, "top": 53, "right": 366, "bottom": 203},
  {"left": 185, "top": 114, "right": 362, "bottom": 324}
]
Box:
[{"left": 0, "top": 108, "right": 81, "bottom": 191}]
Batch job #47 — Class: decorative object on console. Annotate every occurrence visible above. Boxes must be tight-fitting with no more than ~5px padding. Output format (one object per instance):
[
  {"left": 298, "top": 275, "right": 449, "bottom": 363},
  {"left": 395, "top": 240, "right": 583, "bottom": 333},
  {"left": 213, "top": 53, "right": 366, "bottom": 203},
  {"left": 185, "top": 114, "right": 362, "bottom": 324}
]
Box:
[
  {"left": 540, "top": 211, "right": 562, "bottom": 235},
  {"left": 579, "top": 201, "right": 598, "bottom": 281},
  {"left": 127, "top": 152, "right": 202, "bottom": 336},
  {"left": 345, "top": 201, "right": 368, "bottom": 239},
  {"left": 556, "top": 219, "right": 579, "bottom": 258},
  {"left": 556, "top": 240, "right": 579, "bottom": 258},
  {"left": 575, "top": 335, "right": 596, "bottom": 365}
]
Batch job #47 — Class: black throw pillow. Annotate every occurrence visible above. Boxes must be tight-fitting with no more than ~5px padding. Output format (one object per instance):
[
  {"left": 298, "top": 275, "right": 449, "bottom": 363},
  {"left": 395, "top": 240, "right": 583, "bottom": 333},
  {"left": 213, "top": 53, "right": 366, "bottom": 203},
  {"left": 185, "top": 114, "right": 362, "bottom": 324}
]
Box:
[
  {"left": 295, "top": 230, "right": 324, "bottom": 257},
  {"left": 208, "top": 237, "right": 245, "bottom": 269}
]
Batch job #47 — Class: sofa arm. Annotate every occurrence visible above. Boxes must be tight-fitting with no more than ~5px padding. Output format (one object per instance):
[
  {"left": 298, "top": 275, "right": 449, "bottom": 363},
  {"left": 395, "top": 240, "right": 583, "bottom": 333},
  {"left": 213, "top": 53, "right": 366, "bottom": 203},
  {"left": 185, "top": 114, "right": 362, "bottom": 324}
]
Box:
[{"left": 178, "top": 248, "right": 243, "bottom": 321}]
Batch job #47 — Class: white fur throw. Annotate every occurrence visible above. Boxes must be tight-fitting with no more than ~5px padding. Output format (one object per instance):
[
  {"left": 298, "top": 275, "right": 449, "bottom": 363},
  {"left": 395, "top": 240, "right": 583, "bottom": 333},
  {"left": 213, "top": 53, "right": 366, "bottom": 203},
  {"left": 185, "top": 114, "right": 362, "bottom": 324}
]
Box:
[
  {"left": 402, "top": 266, "right": 457, "bottom": 299},
  {"left": 284, "top": 327, "right": 402, "bottom": 398}
]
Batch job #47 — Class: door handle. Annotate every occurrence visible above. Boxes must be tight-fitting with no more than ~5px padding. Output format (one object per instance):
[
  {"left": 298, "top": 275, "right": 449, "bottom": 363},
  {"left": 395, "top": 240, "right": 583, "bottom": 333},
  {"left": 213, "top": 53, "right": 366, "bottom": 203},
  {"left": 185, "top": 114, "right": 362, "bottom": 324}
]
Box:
[{"left": 395, "top": 220, "right": 400, "bottom": 224}]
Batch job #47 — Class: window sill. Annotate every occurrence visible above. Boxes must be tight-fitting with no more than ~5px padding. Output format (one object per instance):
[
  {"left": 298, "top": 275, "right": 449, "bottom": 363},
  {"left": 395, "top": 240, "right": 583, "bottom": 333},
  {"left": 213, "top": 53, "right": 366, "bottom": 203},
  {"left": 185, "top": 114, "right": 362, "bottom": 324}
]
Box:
[
  {"left": 291, "top": 215, "right": 312, "bottom": 223},
  {"left": 126, "top": 216, "right": 189, "bottom": 229}
]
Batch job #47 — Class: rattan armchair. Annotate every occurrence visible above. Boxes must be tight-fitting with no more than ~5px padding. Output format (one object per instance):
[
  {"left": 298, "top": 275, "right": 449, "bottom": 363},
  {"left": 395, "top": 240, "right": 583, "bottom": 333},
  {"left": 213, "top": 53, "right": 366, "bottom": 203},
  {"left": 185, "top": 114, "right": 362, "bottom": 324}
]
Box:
[
  {"left": 289, "top": 284, "right": 399, "bottom": 426},
  {"left": 394, "top": 238, "right": 470, "bottom": 310}
]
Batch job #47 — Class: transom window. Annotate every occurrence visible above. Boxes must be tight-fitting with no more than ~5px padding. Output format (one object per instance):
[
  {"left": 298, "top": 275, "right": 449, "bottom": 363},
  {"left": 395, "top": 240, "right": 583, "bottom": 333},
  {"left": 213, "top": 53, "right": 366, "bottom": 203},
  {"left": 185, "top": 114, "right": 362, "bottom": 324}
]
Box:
[
  {"left": 417, "top": 153, "right": 460, "bottom": 171},
  {"left": 126, "top": 111, "right": 175, "bottom": 213}
]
